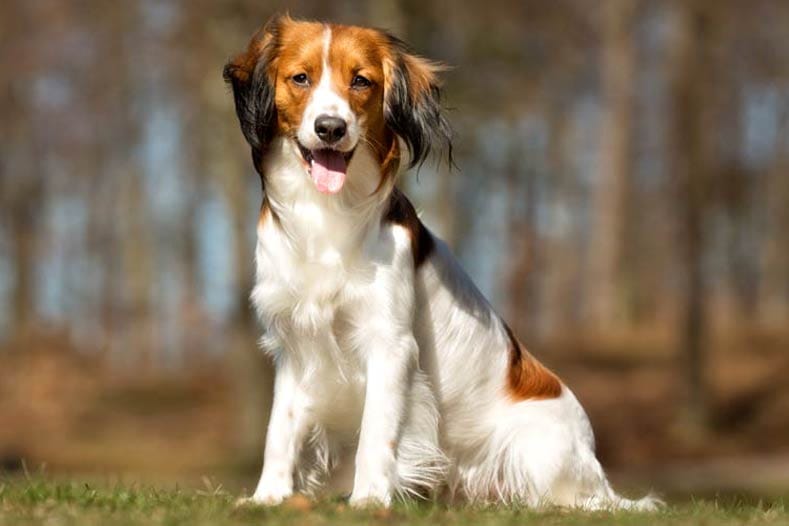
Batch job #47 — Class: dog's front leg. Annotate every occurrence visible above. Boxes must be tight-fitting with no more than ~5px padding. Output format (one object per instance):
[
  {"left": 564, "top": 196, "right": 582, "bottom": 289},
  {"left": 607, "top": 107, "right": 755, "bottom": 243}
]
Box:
[
  {"left": 246, "top": 360, "right": 310, "bottom": 505},
  {"left": 350, "top": 227, "right": 421, "bottom": 508},
  {"left": 349, "top": 332, "right": 416, "bottom": 508}
]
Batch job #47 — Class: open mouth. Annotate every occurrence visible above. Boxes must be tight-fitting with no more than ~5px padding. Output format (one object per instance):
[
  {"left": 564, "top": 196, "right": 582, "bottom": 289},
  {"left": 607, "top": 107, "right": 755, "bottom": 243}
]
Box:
[{"left": 297, "top": 143, "right": 355, "bottom": 195}]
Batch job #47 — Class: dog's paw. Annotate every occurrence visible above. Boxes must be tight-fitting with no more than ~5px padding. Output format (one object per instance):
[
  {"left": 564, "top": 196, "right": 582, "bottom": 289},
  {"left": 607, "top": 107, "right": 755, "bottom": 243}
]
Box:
[
  {"left": 349, "top": 495, "right": 391, "bottom": 509},
  {"left": 234, "top": 496, "right": 264, "bottom": 508},
  {"left": 349, "top": 485, "right": 392, "bottom": 509},
  {"left": 235, "top": 487, "right": 292, "bottom": 508}
]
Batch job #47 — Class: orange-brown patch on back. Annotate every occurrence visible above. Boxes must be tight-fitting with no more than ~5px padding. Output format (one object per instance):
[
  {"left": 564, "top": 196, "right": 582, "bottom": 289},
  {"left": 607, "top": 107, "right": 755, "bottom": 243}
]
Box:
[
  {"left": 383, "top": 188, "right": 434, "bottom": 267},
  {"left": 503, "top": 323, "right": 562, "bottom": 401}
]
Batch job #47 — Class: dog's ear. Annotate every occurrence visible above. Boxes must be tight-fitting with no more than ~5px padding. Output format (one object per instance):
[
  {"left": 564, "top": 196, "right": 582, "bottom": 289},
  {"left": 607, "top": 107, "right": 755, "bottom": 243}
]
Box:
[
  {"left": 223, "top": 17, "right": 283, "bottom": 164},
  {"left": 383, "top": 35, "right": 453, "bottom": 169}
]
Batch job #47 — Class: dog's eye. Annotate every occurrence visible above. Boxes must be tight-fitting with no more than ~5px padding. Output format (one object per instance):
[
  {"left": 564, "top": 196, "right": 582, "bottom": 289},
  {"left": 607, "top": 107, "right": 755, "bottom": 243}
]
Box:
[
  {"left": 292, "top": 73, "right": 309, "bottom": 86},
  {"left": 351, "top": 75, "right": 372, "bottom": 89}
]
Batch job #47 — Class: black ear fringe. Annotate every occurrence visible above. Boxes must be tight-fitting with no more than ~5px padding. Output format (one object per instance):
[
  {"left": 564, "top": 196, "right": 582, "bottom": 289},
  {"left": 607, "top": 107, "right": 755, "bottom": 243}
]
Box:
[
  {"left": 223, "top": 62, "right": 276, "bottom": 154},
  {"left": 383, "top": 36, "right": 454, "bottom": 170},
  {"left": 222, "top": 23, "right": 280, "bottom": 169}
]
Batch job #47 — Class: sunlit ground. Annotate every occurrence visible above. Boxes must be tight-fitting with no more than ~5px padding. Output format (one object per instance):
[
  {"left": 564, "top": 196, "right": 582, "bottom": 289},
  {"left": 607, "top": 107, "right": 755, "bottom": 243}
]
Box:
[{"left": 1, "top": 477, "right": 788, "bottom": 526}]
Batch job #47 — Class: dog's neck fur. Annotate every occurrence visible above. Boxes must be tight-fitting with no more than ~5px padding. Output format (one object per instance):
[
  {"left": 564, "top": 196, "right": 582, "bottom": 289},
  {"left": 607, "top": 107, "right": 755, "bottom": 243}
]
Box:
[
  {"left": 253, "top": 136, "right": 401, "bottom": 348},
  {"left": 261, "top": 136, "right": 397, "bottom": 262}
]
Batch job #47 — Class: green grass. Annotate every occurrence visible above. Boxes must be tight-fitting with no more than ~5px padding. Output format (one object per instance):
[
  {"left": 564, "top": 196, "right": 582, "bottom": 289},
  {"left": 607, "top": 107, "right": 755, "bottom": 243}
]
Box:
[{"left": 1, "top": 477, "right": 788, "bottom": 526}]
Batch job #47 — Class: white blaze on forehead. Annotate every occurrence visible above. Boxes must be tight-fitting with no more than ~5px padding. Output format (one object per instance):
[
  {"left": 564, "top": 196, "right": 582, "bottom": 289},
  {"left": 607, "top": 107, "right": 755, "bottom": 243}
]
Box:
[
  {"left": 322, "top": 26, "right": 331, "bottom": 72},
  {"left": 312, "top": 27, "right": 346, "bottom": 117}
]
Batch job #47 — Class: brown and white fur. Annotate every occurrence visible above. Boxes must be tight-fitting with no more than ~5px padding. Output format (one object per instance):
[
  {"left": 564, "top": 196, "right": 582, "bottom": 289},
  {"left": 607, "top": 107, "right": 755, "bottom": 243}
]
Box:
[{"left": 224, "top": 16, "right": 658, "bottom": 510}]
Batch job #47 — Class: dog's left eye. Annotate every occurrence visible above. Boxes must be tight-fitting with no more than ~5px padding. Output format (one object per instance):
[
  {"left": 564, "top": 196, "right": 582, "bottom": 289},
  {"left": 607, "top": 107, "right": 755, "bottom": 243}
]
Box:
[
  {"left": 351, "top": 75, "right": 372, "bottom": 89},
  {"left": 292, "top": 73, "right": 310, "bottom": 86}
]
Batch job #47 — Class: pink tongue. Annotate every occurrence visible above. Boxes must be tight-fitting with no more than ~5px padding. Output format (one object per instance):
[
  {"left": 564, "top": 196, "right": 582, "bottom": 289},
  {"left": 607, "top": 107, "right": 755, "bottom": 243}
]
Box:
[{"left": 310, "top": 149, "right": 347, "bottom": 194}]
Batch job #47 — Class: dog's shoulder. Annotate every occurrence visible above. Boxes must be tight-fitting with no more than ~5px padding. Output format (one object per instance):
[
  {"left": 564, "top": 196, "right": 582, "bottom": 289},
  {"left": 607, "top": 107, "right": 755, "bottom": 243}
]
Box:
[{"left": 381, "top": 188, "right": 434, "bottom": 268}]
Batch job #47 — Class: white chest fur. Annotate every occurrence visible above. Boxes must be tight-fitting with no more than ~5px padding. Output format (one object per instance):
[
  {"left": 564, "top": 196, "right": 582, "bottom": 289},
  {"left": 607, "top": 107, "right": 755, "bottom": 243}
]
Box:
[
  {"left": 252, "top": 208, "right": 367, "bottom": 337},
  {"left": 249, "top": 139, "right": 395, "bottom": 385}
]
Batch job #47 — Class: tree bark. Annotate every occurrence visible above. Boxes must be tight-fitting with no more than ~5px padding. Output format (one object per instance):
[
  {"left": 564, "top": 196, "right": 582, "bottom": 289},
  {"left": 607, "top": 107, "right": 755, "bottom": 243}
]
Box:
[
  {"left": 505, "top": 124, "right": 541, "bottom": 337},
  {"left": 9, "top": 200, "right": 38, "bottom": 335},
  {"left": 760, "top": 105, "right": 789, "bottom": 326},
  {"left": 666, "top": 0, "right": 712, "bottom": 428},
  {"left": 587, "top": 0, "right": 637, "bottom": 330}
]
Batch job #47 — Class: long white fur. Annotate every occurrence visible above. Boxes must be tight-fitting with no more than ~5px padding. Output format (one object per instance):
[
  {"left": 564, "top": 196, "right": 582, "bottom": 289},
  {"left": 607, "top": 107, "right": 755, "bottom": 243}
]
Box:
[{"left": 242, "top": 26, "right": 659, "bottom": 511}]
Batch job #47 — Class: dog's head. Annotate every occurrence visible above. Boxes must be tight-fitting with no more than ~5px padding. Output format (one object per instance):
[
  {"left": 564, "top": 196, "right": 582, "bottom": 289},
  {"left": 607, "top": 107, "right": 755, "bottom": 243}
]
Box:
[{"left": 223, "top": 16, "right": 451, "bottom": 194}]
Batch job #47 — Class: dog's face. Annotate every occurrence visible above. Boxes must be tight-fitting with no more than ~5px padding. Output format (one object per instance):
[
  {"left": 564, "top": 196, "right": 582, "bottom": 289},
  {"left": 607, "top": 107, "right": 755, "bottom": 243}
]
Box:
[{"left": 224, "top": 16, "right": 451, "bottom": 194}]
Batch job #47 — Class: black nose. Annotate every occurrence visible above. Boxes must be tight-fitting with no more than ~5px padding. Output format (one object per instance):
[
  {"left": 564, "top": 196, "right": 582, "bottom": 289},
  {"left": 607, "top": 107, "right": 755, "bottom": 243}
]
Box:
[{"left": 314, "top": 115, "right": 347, "bottom": 143}]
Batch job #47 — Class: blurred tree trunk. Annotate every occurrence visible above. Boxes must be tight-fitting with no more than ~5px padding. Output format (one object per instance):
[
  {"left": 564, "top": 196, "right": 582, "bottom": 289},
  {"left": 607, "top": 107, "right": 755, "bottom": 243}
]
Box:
[
  {"left": 9, "top": 188, "right": 41, "bottom": 336},
  {"left": 543, "top": 100, "right": 579, "bottom": 333},
  {"left": 506, "top": 127, "right": 541, "bottom": 337},
  {"left": 587, "top": 0, "right": 637, "bottom": 331},
  {"left": 178, "top": 82, "right": 208, "bottom": 360},
  {"left": 1, "top": 3, "right": 38, "bottom": 338},
  {"left": 120, "top": 169, "right": 155, "bottom": 367},
  {"left": 666, "top": 0, "right": 712, "bottom": 428},
  {"left": 178, "top": 161, "right": 206, "bottom": 361},
  {"left": 760, "top": 105, "right": 789, "bottom": 326},
  {"left": 101, "top": 1, "right": 139, "bottom": 358},
  {"left": 82, "top": 144, "right": 118, "bottom": 352},
  {"left": 723, "top": 164, "right": 759, "bottom": 322},
  {"left": 2, "top": 83, "right": 43, "bottom": 338}
]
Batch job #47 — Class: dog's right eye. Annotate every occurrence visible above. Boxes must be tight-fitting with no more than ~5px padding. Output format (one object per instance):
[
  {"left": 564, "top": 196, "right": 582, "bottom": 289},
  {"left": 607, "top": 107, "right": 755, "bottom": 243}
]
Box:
[{"left": 291, "top": 73, "right": 309, "bottom": 86}]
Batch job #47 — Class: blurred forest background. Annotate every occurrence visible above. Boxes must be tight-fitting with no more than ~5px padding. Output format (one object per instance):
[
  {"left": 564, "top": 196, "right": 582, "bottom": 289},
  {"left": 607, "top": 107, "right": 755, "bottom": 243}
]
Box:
[{"left": 1, "top": 0, "right": 788, "bottom": 499}]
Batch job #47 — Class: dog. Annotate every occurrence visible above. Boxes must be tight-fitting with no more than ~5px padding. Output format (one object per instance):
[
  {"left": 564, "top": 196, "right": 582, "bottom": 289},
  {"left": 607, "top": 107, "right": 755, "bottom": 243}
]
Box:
[{"left": 223, "top": 15, "right": 658, "bottom": 510}]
